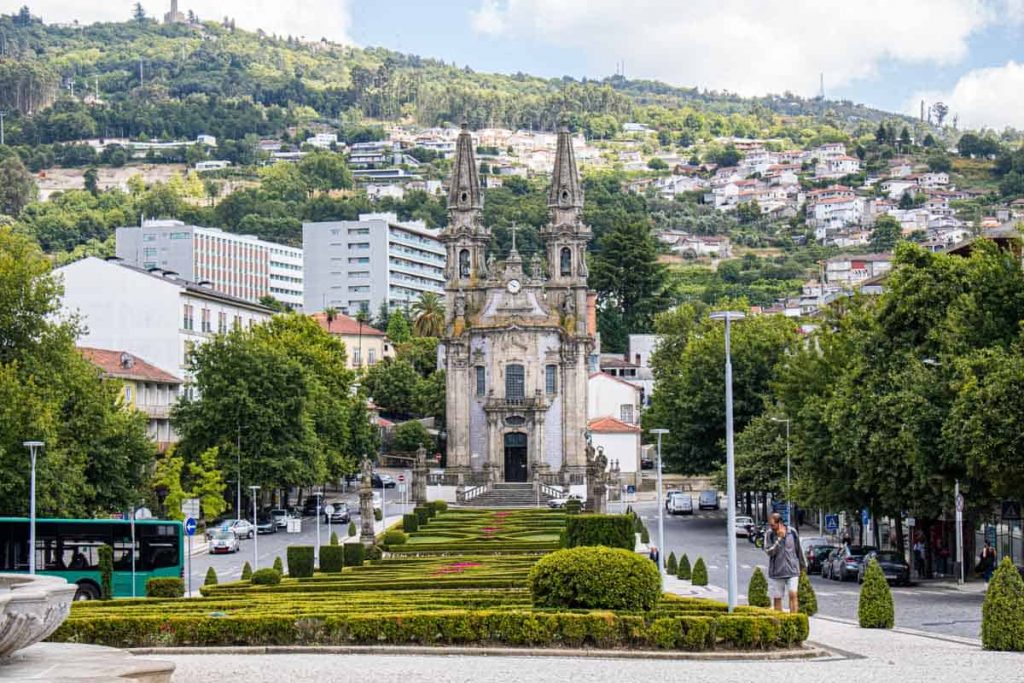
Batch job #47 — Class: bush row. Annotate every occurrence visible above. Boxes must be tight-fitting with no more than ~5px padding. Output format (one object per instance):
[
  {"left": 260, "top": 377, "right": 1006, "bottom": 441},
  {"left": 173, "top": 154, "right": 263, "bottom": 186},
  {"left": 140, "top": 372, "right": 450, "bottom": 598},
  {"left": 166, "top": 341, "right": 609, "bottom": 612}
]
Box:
[
  {"left": 564, "top": 515, "right": 635, "bottom": 550},
  {"left": 54, "top": 610, "right": 807, "bottom": 650}
]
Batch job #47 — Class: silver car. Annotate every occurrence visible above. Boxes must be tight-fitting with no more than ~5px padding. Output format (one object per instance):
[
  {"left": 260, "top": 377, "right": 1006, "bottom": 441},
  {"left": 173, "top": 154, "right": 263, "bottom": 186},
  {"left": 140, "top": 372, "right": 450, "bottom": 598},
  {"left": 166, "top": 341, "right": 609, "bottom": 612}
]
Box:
[
  {"left": 209, "top": 530, "right": 239, "bottom": 554},
  {"left": 226, "top": 519, "right": 254, "bottom": 539}
]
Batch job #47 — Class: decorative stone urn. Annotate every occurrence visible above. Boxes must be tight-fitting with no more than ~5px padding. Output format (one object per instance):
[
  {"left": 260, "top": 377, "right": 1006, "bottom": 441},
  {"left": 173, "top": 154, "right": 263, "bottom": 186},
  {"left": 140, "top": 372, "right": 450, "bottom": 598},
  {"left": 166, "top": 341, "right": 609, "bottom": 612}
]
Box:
[{"left": 0, "top": 574, "right": 78, "bottom": 659}]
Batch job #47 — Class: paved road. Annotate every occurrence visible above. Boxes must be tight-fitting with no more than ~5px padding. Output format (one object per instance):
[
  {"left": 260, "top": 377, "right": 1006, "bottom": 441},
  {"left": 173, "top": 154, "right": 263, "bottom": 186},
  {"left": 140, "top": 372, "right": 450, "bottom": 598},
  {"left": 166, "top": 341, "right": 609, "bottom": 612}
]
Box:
[
  {"left": 635, "top": 501, "right": 985, "bottom": 640},
  {"left": 187, "top": 487, "right": 413, "bottom": 589}
]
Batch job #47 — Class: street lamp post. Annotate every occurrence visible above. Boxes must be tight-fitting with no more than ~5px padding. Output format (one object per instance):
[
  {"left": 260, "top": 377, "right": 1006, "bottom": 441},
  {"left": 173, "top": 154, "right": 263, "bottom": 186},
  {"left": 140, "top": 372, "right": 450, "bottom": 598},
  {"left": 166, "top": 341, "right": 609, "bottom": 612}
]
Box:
[
  {"left": 23, "top": 441, "right": 44, "bottom": 575},
  {"left": 314, "top": 490, "right": 323, "bottom": 568},
  {"left": 236, "top": 425, "right": 243, "bottom": 521},
  {"left": 770, "top": 417, "right": 792, "bottom": 527},
  {"left": 249, "top": 485, "right": 260, "bottom": 570},
  {"left": 710, "top": 310, "right": 745, "bottom": 612},
  {"left": 649, "top": 429, "right": 669, "bottom": 578}
]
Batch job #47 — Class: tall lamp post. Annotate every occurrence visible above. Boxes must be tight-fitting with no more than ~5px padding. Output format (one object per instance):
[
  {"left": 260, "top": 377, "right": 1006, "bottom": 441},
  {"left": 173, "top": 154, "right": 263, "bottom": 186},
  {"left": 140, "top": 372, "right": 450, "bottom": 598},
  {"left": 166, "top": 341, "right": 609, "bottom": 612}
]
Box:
[
  {"left": 23, "top": 441, "right": 44, "bottom": 575},
  {"left": 314, "top": 490, "right": 323, "bottom": 568},
  {"left": 770, "top": 417, "right": 792, "bottom": 527},
  {"left": 249, "top": 485, "right": 261, "bottom": 570},
  {"left": 236, "top": 425, "right": 244, "bottom": 521},
  {"left": 710, "top": 310, "right": 745, "bottom": 612},
  {"left": 649, "top": 428, "right": 669, "bottom": 577}
]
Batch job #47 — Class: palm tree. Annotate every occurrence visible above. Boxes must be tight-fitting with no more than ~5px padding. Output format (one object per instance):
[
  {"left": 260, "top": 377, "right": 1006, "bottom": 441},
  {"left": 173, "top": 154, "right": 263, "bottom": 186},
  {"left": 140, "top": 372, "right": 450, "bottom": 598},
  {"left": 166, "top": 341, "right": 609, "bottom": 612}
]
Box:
[
  {"left": 323, "top": 307, "right": 338, "bottom": 332},
  {"left": 355, "top": 307, "right": 371, "bottom": 368},
  {"left": 411, "top": 292, "right": 446, "bottom": 338}
]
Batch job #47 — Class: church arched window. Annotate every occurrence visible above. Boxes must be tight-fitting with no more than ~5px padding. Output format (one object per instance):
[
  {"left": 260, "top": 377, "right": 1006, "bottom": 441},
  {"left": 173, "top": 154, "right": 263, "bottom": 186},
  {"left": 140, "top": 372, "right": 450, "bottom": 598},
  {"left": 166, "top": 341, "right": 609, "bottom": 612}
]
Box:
[
  {"left": 560, "top": 247, "right": 572, "bottom": 277},
  {"left": 459, "top": 249, "right": 470, "bottom": 278}
]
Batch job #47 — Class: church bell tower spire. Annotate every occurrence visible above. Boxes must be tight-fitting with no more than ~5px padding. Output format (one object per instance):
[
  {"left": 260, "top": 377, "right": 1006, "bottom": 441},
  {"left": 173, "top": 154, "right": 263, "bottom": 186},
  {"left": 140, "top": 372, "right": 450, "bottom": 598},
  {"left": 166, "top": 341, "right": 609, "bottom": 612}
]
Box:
[
  {"left": 542, "top": 127, "right": 590, "bottom": 290},
  {"left": 441, "top": 123, "right": 489, "bottom": 289}
]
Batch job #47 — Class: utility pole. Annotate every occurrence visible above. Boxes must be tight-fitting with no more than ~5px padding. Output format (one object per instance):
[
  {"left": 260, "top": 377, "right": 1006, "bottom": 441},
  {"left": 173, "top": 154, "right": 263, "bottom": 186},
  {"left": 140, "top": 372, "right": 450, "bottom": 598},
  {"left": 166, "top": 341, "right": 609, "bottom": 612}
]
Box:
[{"left": 0, "top": 110, "right": 5, "bottom": 146}]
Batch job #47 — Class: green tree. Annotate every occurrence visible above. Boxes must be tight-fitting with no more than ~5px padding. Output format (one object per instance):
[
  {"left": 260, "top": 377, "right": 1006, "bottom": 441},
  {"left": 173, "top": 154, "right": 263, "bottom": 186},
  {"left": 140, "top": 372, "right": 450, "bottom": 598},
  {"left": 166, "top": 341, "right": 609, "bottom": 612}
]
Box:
[
  {"left": 298, "top": 152, "right": 353, "bottom": 192},
  {"left": 645, "top": 307, "right": 798, "bottom": 474},
  {"left": 0, "top": 156, "right": 37, "bottom": 217},
  {"left": 132, "top": 2, "right": 146, "bottom": 23},
  {"left": 392, "top": 420, "right": 433, "bottom": 453},
  {"left": 83, "top": 167, "right": 100, "bottom": 195},
  {"left": 411, "top": 292, "right": 445, "bottom": 338},
  {"left": 0, "top": 229, "right": 153, "bottom": 517},
  {"left": 870, "top": 215, "right": 901, "bottom": 252},
  {"left": 589, "top": 218, "right": 672, "bottom": 351},
  {"left": 386, "top": 310, "right": 412, "bottom": 343},
  {"left": 361, "top": 358, "right": 421, "bottom": 417},
  {"left": 647, "top": 157, "right": 668, "bottom": 171}
]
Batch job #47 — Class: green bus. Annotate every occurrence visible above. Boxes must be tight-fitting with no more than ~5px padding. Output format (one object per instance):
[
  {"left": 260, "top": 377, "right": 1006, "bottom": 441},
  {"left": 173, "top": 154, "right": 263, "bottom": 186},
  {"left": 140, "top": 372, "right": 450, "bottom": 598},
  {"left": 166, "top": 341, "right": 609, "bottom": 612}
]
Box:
[{"left": 0, "top": 517, "right": 184, "bottom": 600}]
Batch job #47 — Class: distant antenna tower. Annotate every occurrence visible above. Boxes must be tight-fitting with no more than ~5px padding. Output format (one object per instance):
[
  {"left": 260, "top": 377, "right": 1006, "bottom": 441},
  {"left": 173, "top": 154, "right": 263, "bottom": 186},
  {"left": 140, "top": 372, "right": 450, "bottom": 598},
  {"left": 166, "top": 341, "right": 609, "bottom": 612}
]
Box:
[{"left": 920, "top": 100, "right": 925, "bottom": 122}]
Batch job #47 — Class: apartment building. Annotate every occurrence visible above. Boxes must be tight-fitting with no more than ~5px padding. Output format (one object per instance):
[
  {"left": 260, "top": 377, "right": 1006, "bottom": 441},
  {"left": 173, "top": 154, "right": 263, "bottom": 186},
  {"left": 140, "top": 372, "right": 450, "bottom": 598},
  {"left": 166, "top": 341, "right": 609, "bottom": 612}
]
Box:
[
  {"left": 303, "top": 212, "right": 445, "bottom": 315},
  {"left": 116, "top": 220, "right": 304, "bottom": 311}
]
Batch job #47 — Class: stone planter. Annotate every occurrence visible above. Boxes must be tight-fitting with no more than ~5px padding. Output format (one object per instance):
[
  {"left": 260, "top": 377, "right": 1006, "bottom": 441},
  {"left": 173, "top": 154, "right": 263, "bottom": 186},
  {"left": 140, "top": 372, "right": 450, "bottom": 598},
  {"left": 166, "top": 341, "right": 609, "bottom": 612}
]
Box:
[{"left": 0, "top": 573, "right": 77, "bottom": 658}]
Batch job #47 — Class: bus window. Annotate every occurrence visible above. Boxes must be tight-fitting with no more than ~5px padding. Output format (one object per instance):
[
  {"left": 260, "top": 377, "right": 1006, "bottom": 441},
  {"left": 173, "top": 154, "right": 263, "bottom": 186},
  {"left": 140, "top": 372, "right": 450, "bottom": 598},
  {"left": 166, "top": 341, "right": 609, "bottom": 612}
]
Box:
[{"left": 140, "top": 524, "right": 179, "bottom": 570}]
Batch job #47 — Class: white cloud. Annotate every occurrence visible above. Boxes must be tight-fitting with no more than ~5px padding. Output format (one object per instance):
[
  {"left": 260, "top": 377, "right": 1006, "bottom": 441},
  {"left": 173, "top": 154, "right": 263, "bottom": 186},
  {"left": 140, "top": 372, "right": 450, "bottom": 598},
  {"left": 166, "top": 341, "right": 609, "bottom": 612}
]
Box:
[
  {"left": 911, "top": 61, "right": 1024, "bottom": 130},
  {"left": 468, "top": 0, "right": 1000, "bottom": 97},
  {"left": 470, "top": 0, "right": 505, "bottom": 36},
  {"left": 21, "top": 1, "right": 353, "bottom": 43}
]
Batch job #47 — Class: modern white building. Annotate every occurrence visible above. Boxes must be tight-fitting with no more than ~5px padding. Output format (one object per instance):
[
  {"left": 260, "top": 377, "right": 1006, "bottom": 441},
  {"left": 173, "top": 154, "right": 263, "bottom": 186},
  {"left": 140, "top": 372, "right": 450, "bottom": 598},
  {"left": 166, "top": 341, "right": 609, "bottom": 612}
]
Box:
[
  {"left": 57, "top": 257, "right": 273, "bottom": 378},
  {"left": 587, "top": 373, "right": 643, "bottom": 486},
  {"left": 303, "top": 212, "right": 445, "bottom": 315},
  {"left": 116, "top": 220, "right": 304, "bottom": 311}
]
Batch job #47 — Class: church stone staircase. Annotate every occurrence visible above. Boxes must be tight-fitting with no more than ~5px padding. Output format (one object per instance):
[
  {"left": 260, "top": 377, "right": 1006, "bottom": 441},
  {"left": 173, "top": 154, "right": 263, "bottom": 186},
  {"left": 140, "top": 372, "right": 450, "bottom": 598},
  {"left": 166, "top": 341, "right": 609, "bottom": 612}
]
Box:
[{"left": 459, "top": 482, "right": 557, "bottom": 508}]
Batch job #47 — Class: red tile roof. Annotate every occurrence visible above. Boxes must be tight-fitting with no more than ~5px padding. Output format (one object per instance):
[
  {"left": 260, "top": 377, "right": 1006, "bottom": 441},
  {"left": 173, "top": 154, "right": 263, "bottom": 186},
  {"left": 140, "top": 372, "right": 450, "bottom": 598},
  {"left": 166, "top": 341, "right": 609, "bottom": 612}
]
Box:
[
  {"left": 79, "top": 347, "right": 182, "bottom": 384},
  {"left": 311, "top": 312, "right": 386, "bottom": 337},
  {"left": 588, "top": 416, "right": 641, "bottom": 433}
]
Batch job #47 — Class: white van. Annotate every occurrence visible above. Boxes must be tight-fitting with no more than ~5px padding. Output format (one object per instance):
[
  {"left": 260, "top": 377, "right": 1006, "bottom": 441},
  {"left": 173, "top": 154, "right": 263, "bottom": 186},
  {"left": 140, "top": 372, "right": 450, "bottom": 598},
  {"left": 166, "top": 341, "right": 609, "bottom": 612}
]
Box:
[{"left": 667, "top": 492, "right": 693, "bottom": 516}]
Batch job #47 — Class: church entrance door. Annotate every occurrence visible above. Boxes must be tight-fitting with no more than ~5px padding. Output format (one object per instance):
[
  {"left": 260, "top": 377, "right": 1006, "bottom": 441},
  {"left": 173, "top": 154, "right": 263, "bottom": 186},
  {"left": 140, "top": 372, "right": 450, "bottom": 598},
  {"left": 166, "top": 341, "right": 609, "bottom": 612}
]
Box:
[{"left": 503, "top": 432, "right": 528, "bottom": 482}]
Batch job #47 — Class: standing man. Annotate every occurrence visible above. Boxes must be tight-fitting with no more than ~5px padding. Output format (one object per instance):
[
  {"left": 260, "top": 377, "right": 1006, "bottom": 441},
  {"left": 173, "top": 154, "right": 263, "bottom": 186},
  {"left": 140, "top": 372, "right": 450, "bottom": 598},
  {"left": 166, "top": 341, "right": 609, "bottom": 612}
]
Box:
[
  {"left": 979, "top": 541, "right": 997, "bottom": 582},
  {"left": 764, "top": 512, "right": 805, "bottom": 613}
]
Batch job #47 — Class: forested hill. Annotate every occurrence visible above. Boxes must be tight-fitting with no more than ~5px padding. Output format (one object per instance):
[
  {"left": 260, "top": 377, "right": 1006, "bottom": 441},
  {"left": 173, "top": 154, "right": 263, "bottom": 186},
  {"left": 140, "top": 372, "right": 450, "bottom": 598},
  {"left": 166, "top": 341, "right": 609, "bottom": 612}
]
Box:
[{"left": 0, "top": 10, "right": 908, "bottom": 145}]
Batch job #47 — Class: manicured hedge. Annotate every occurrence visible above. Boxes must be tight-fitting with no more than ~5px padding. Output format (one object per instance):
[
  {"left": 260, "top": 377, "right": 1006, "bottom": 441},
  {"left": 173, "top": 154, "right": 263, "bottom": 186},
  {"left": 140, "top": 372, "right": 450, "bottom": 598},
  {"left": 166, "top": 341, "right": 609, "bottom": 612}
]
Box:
[
  {"left": 145, "top": 577, "right": 184, "bottom": 598},
  {"left": 53, "top": 610, "right": 808, "bottom": 650},
  {"left": 403, "top": 514, "right": 419, "bottom": 532},
  {"left": 858, "top": 558, "right": 894, "bottom": 628},
  {"left": 343, "top": 542, "right": 365, "bottom": 568},
  {"left": 287, "top": 546, "right": 315, "bottom": 578},
  {"left": 529, "top": 546, "right": 661, "bottom": 611},
  {"left": 383, "top": 529, "right": 407, "bottom": 546},
  {"left": 982, "top": 557, "right": 1024, "bottom": 650},
  {"left": 564, "top": 514, "right": 634, "bottom": 550},
  {"left": 415, "top": 507, "right": 429, "bottom": 526},
  {"left": 430, "top": 500, "right": 448, "bottom": 513},
  {"left": 320, "top": 546, "right": 344, "bottom": 573},
  {"left": 251, "top": 568, "right": 282, "bottom": 586}
]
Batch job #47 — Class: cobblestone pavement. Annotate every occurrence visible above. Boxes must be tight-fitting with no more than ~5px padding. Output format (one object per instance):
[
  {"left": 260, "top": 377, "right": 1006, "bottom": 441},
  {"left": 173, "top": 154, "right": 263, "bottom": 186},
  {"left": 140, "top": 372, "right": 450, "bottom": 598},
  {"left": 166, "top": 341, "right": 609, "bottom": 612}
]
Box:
[{"left": 155, "top": 615, "right": 1024, "bottom": 683}]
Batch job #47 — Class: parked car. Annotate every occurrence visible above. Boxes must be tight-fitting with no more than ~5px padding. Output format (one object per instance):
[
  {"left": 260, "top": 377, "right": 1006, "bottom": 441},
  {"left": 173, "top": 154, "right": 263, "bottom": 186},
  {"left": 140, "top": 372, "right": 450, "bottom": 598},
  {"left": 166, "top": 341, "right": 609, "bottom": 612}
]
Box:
[
  {"left": 640, "top": 456, "right": 654, "bottom": 470},
  {"left": 205, "top": 517, "right": 231, "bottom": 540},
  {"left": 821, "top": 547, "right": 840, "bottom": 579},
  {"left": 859, "top": 550, "right": 911, "bottom": 585},
  {"left": 373, "top": 473, "right": 397, "bottom": 489},
  {"left": 664, "top": 490, "right": 681, "bottom": 512},
  {"left": 806, "top": 544, "right": 839, "bottom": 574},
  {"left": 208, "top": 530, "right": 239, "bottom": 554},
  {"left": 226, "top": 519, "right": 255, "bottom": 540},
  {"left": 548, "top": 494, "right": 585, "bottom": 509},
  {"left": 828, "top": 545, "right": 878, "bottom": 581},
  {"left": 667, "top": 492, "right": 693, "bottom": 516},
  {"left": 302, "top": 496, "right": 323, "bottom": 516},
  {"left": 270, "top": 508, "right": 292, "bottom": 529},
  {"left": 698, "top": 490, "right": 720, "bottom": 510},
  {"left": 323, "top": 501, "right": 351, "bottom": 524},
  {"left": 255, "top": 515, "right": 277, "bottom": 535},
  {"left": 735, "top": 516, "right": 755, "bottom": 537}
]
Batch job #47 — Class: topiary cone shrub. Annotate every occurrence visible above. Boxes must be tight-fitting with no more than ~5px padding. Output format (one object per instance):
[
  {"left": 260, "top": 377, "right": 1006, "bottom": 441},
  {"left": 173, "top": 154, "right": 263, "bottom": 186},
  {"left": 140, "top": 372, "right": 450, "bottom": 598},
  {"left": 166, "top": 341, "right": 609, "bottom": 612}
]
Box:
[
  {"left": 858, "top": 558, "right": 894, "bottom": 628},
  {"left": 330, "top": 531, "right": 339, "bottom": 546},
  {"left": 273, "top": 556, "right": 284, "bottom": 573},
  {"left": 250, "top": 568, "right": 281, "bottom": 586},
  {"left": 348, "top": 521, "right": 357, "bottom": 537},
  {"left": 528, "top": 546, "right": 661, "bottom": 611},
  {"left": 678, "top": 553, "right": 692, "bottom": 580},
  {"left": 666, "top": 552, "right": 677, "bottom": 575},
  {"left": 691, "top": 557, "right": 708, "bottom": 586},
  {"left": 798, "top": 570, "right": 818, "bottom": 616},
  {"left": 240, "top": 561, "right": 253, "bottom": 581},
  {"left": 640, "top": 526, "right": 650, "bottom": 545},
  {"left": 747, "top": 567, "right": 770, "bottom": 607},
  {"left": 982, "top": 556, "right": 1024, "bottom": 650},
  {"left": 204, "top": 566, "right": 218, "bottom": 586}
]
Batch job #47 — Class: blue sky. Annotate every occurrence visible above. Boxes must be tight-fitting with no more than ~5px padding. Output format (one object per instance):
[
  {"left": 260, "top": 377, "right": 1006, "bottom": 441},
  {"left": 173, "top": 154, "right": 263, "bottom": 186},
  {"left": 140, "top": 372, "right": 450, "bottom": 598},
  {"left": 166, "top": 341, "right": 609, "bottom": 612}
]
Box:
[{"left": 17, "top": 0, "right": 1024, "bottom": 129}]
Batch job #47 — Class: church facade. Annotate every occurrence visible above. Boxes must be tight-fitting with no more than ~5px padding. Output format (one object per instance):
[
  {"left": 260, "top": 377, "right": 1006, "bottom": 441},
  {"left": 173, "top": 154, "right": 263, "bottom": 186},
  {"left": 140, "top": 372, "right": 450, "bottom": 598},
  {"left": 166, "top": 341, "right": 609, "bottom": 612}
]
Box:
[{"left": 440, "top": 125, "right": 594, "bottom": 483}]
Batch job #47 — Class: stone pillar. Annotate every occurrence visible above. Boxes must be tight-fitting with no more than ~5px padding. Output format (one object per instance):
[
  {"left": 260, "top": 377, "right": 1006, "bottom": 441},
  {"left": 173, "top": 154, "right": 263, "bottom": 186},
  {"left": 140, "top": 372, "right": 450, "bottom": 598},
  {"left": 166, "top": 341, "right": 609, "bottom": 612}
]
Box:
[
  {"left": 413, "top": 445, "right": 428, "bottom": 505},
  {"left": 585, "top": 443, "right": 608, "bottom": 514},
  {"left": 358, "top": 456, "right": 376, "bottom": 547}
]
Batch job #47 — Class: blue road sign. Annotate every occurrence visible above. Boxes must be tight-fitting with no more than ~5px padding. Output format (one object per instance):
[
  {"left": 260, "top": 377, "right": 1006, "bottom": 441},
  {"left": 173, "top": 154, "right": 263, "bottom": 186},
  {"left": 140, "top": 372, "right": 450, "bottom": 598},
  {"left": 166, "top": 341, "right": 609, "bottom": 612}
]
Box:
[
  {"left": 184, "top": 517, "right": 197, "bottom": 537},
  {"left": 825, "top": 514, "right": 839, "bottom": 534},
  {"left": 861, "top": 508, "right": 870, "bottom": 527},
  {"left": 626, "top": 485, "right": 636, "bottom": 494}
]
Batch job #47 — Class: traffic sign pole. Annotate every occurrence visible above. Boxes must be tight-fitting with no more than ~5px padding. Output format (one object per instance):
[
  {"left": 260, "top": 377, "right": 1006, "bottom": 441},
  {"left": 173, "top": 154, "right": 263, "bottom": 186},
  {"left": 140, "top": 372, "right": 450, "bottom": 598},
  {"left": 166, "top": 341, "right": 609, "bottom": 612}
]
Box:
[
  {"left": 955, "top": 480, "right": 964, "bottom": 585},
  {"left": 184, "top": 517, "right": 197, "bottom": 597}
]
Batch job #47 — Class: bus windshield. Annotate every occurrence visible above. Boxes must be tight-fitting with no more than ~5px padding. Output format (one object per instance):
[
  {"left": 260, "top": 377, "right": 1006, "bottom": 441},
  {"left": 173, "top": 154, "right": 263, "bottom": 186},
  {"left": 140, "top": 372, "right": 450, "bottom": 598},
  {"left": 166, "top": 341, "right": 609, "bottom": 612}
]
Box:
[{"left": 0, "top": 517, "right": 184, "bottom": 600}]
